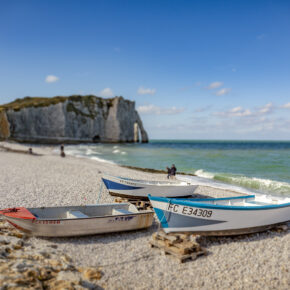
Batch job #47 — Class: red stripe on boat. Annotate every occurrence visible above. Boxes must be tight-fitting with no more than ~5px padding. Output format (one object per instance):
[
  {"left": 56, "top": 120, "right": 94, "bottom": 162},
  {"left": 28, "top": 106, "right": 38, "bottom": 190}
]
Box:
[{"left": 0, "top": 207, "right": 36, "bottom": 219}]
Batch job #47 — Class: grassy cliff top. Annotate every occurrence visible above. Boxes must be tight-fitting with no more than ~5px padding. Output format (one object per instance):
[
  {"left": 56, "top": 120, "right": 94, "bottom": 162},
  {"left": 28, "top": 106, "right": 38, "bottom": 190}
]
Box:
[{"left": 0, "top": 95, "right": 124, "bottom": 112}]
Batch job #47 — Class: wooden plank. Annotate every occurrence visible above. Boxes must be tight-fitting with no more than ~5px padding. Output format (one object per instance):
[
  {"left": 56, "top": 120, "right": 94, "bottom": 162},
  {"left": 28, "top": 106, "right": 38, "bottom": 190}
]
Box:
[
  {"left": 157, "top": 231, "right": 179, "bottom": 243},
  {"left": 150, "top": 239, "right": 191, "bottom": 255},
  {"left": 150, "top": 239, "right": 207, "bottom": 263}
]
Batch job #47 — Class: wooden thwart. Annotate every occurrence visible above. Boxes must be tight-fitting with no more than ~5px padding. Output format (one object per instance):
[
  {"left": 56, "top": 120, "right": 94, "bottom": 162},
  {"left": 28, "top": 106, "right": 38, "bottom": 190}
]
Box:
[{"left": 150, "top": 231, "right": 207, "bottom": 263}]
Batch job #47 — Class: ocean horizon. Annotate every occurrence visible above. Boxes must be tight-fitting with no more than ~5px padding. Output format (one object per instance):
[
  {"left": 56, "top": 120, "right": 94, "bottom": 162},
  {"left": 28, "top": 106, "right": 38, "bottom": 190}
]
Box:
[{"left": 63, "top": 139, "right": 290, "bottom": 197}]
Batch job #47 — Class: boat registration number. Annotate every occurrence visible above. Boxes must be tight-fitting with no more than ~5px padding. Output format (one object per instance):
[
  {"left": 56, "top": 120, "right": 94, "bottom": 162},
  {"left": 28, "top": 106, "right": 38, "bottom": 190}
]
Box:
[
  {"left": 167, "top": 204, "right": 213, "bottom": 218},
  {"left": 32, "top": 220, "right": 61, "bottom": 224},
  {"left": 118, "top": 180, "right": 137, "bottom": 186}
]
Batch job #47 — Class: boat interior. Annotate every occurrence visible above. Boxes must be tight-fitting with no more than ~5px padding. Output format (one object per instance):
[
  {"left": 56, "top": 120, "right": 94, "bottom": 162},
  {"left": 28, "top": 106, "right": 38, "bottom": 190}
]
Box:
[
  {"left": 115, "top": 176, "right": 191, "bottom": 186},
  {"left": 28, "top": 203, "right": 142, "bottom": 219},
  {"left": 176, "top": 195, "right": 290, "bottom": 207}
]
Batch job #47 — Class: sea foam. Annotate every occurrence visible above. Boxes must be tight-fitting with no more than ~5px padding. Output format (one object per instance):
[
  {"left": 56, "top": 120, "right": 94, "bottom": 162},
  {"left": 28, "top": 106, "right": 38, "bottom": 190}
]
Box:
[{"left": 192, "top": 169, "right": 290, "bottom": 196}]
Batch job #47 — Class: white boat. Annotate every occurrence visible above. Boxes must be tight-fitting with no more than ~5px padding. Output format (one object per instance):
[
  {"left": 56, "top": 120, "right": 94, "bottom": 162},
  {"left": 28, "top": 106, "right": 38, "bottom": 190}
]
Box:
[
  {"left": 101, "top": 174, "right": 198, "bottom": 199},
  {"left": 149, "top": 194, "right": 290, "bottom": 235},
  {"left": 0, "top": 204, "right": 154, "bottom": 237}
]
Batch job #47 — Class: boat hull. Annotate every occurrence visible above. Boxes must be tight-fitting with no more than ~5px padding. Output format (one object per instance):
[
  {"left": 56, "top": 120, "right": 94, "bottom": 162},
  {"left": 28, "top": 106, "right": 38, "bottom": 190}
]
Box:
[
  {"left": 102, "top": 176, "right": 197, "bottom": 199},
  {"left": 149, "top": 196, "right": 290, "bottom": 235},
  {"left": 1, "top": 205, "right": 154, "bottom": 237},
  {"left": 4, "top": 213, "right": 154, "bottom": 237}
]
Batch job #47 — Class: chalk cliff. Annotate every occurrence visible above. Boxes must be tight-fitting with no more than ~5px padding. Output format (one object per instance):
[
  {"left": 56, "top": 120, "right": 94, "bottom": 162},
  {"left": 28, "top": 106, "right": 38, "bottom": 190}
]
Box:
[{"left": 0, "top": 95, "right": 148, "bottom": 143}]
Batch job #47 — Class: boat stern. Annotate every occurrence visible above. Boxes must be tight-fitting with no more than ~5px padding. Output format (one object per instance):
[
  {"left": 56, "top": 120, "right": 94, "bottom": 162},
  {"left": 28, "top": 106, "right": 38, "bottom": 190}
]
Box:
[{"left": 0, "top": 207, "right": 36, "bottom": 220}]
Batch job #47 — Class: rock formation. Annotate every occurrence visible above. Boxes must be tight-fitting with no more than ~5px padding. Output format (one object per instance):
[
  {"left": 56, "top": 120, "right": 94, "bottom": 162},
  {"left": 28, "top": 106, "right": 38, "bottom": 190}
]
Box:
[{"left": 0, "top": 95, "right": 149, "bottom": 143}]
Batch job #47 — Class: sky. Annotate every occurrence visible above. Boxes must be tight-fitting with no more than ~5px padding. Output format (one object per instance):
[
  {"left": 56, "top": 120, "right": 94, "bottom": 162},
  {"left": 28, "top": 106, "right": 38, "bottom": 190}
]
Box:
[{"left": 0, "top": 0, "right": 290, "bottom": 140}]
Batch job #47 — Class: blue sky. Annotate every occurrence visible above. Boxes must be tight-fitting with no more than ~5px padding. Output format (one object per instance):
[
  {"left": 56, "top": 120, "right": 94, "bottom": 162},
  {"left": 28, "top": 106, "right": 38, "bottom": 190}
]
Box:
[{"left": 1, "top": 0, "right": 290, "bottom": 139}]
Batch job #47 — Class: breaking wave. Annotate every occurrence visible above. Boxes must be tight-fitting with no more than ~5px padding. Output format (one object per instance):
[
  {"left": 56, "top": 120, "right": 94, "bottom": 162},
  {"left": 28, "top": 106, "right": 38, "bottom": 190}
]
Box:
[{"left": 194, "top": 169, "right": 290, "bottom": 196}]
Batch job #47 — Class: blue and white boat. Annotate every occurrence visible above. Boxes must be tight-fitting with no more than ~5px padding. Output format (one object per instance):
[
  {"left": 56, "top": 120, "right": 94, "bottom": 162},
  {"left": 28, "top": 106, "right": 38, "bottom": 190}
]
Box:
[
  {"left": 102, "top": 174, "right": 198, "bottom": 199},
  {"left": 149, "top": 194, "right": 290, "bottom": 235}
]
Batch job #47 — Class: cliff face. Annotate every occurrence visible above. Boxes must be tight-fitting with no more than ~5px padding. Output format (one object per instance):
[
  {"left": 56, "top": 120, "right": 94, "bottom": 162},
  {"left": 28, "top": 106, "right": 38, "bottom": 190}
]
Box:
[{"left": 0, "top": 95, "right": 148, "bottom": 143}]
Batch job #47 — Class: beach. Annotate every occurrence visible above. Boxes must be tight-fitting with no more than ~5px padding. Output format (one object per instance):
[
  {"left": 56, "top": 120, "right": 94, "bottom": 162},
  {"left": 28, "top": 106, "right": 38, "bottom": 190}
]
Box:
[{"left": 0, "top": 142, "right": 289, "bottom": 289}]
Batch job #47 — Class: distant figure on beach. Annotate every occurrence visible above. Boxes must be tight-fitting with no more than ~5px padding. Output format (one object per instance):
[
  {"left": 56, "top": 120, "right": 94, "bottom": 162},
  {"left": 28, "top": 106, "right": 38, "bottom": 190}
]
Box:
[
  {"left": 166, "top": 164, "right": 177, "bottom": 179},
  {"left": 60, "top": 144, "right": 65, "bottom": 158},
  {"left": 28, "top": 148, "right": 33, "bottom": 154},
  {"left": 170, "top": 164, "right": 177, "bottom": 178},
  {"left": 166, "top": 167, "right": 171, "bottom": 179}
]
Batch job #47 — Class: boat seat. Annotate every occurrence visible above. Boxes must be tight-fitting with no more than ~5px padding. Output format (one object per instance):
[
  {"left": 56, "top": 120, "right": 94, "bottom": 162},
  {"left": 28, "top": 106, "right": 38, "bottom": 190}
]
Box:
[
  {"left": 112, "top": 208, "right": 133, "bottom": 215},
  {"left": 67, "top": 210, "right": 89, "bottom": 219}
]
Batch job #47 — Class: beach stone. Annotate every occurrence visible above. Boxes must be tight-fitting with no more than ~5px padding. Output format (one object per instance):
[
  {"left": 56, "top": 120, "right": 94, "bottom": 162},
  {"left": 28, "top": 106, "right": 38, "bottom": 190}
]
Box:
[
  {"left": 38, "top": 267, "right": 55, "bottom": 281},
  {"left": 0, "top": 249, "right": 8, "bottom": 258},
  {"left": 13, "top": 240, "right": 24, "bottom": 250},
  {"left": 0, "top": 236, "right": 10, "bottom": 245},
  {"left": 56, "top": 270, "right": 82, "bottom": 282},
  {"left": 81, "top": 267, "right": 102, "bottom": 281},
  {"left": 46, "top": 258, "right": 63, "bottom": 269},
  {"left": 60, "top": 254, "right": 73, "bottom": 263},
  {"left": 39, "top": 251, "right": 51, "bottom": 258},
  {"left": 10, "top": 232, "right": 25, "bottom": 239},
  {"left": 13, "top": 261, "right": 31, "bottom": 272},
  {"left": 4, "top": 246, "right": 13, "bottom": 254},
  {"left": 45, "top": 279, "right": 76, "bottom": 290},
  {"left": 63, "top": 263, "right": 77, "bottom": 271},
  {"left": 47, "top": 244, "right": 58, "bottom": 249}
]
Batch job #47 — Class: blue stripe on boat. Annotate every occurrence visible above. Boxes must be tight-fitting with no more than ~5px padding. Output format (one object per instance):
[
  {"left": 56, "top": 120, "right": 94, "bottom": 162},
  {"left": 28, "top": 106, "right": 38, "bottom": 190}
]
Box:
[
  {"left": 148, "top": 195, "right": 290, "bottom": 210},
  {"left": 153, "top": 208, "right": 226, "bottom": 228},
  {"left": 102, "top": 178, "right": 144, "bottom": 191},
  {"left": 154, "top": 208, "right": 169, "bottom": 228}
]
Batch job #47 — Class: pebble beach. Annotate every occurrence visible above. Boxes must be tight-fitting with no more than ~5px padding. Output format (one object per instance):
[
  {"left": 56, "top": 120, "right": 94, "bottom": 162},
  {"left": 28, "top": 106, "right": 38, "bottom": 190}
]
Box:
[{"left": 0, "top": 142, "right": 289, "bottom": 289}]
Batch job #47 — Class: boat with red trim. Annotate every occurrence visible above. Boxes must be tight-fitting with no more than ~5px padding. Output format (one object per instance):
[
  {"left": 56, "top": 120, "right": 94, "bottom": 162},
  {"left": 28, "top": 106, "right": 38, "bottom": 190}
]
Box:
[{"left": 0, "top": 204, "right": 154, "bottom": 237}]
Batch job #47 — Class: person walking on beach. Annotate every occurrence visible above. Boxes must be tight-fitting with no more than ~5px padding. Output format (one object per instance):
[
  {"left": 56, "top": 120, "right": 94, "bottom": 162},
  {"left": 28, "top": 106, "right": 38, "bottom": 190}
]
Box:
[
  {"left": 60, "top": 144, "right": 65, "bottom": 158},
  {"left": 166, "top": 167, "right": 171, "bottom": 179},
  {"left": 170, "top": 164, "right": 177, "bottom": 179},
  {"left": 166, "top": 164, "right": 177, "bottom": 179}
]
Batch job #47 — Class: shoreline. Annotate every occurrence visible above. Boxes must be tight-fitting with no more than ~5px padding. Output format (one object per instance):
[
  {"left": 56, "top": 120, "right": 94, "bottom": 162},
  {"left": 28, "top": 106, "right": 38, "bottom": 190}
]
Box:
[
  {"left": 0, "top": 141, "right": 289, "bottom": 289},
  {"left": 0, "top": 141, "right": 196, "bottom": 176}
]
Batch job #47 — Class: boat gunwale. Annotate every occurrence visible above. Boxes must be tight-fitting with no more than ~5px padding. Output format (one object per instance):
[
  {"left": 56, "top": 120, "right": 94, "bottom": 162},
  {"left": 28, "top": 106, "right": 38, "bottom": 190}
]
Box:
[
  {"left": 149, "top": 195, "right": 290, "bottom": 211},
  {"left": 103, "top": 175, "right": 193, "bottom": 187},
  {"left": 2, "top": 203, "right": 154, "bottom": 221},
  {"left": 4, "top": 210, "right": 154, "bottom": 222}
]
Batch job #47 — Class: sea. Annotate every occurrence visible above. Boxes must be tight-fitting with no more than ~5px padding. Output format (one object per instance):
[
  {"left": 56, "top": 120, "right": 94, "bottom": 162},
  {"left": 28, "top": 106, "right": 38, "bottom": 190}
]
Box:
[{"left": 64, "top": 140, "right": 290, "bottom": 197}]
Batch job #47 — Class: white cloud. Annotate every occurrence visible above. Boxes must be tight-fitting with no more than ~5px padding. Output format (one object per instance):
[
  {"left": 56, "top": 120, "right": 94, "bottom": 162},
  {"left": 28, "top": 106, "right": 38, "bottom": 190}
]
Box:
[
  {"left": 137, "top": 86, "right": 156, "bottom": 95},
  {"left": 214, "top": 103, "right": 275, "bottom": 118},
  {"left": 258, "top": 103, "right": 273, "bottom": 114},
  {"left": 137, "top": 104, "right": 184, "bottom": 115},
  {"left": 45, "top": 75, "right": 59, "bottom": 83},
  {"left": 206, "top": 81, "right": 223, "bottom": 90},
  {"left": 215, "top": 88, "right": 231, "bottom": 96},
  {"left": 281, "top": 102, "right": 290, "bottom": 109},
  {"left": 214, "top": 106, "right": 252, "bottom": 117},
  {"left": 99, "top": 88, "right": 114, "bottom": 97}
]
